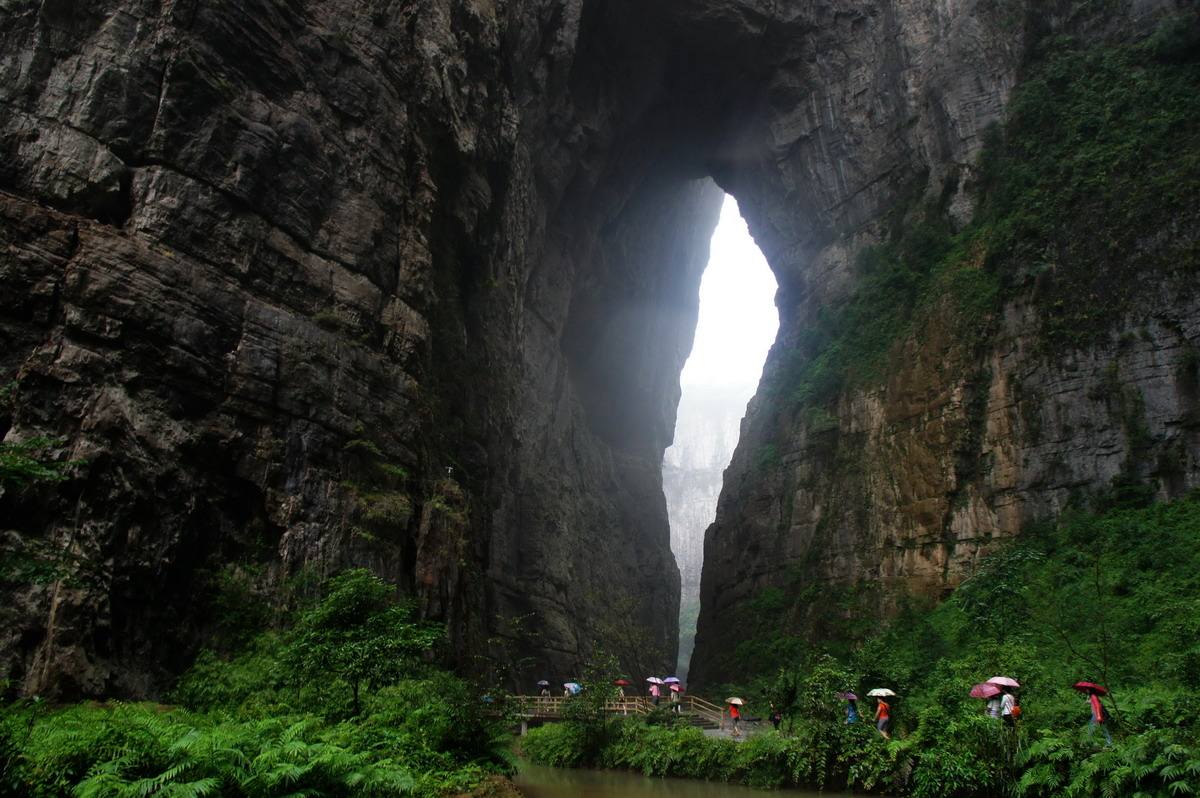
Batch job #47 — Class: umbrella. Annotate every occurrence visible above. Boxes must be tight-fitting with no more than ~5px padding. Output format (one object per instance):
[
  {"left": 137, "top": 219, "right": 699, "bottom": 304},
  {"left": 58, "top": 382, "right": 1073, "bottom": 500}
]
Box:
[
  {"left": 987, "top": 676, "right": 1020, "bottom": 688},
  {"left": 646, "top": 677, "right": 665, "bottom": 685},
  {"left": 664, "top": 676, "right": 681, "bottom": 684},
  {"left": 563, "top": 682, "right": 582, "bottom": 695},
  {"left": 669, "top": 684, "right": 683, "bottom": 693},
  {"left": 1073, "top": 681, "right": 1109, "bottom": 696},
  {"left": 836, "top": 691, "right": 858, "bottom": 701},
  {"left": 867, "top": 688, "right": 896, "bottom": 697},
  {"left": 536, "top": 680, "right": 549, "bottom": 687},
  {"left": 725, "top": 697, "right": 745, "bottom": 705},
  {"left": 613, "top": 679, "right": 631, "bottom": 686},
  {"left": 970, "top": 683, "right": 1002, "bottom": 699}
]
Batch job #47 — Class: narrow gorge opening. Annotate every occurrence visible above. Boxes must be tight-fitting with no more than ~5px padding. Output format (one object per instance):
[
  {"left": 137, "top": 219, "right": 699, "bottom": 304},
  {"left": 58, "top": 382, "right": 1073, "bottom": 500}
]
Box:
[{"left": 664, "top": 193, "right": 778, "bottom": 681}]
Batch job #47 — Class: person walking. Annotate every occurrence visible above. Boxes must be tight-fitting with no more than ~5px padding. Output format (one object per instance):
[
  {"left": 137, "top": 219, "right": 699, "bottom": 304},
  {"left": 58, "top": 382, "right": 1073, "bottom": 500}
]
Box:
[
  {"left": 669, "top": 686, "right": 681, "bottom": 714},
  {"left": 1086, "top": 690, "right": 1113, "bottom": 745},
  {"left": 769, "top": 702, "right": 782, "bottom": 731},
  {"left": 729, "top": 701, "right": 742, "bottom": 737},
  {"left": 1001, "top": 688, "right": 1017, "bottom": 729},
  {"left": 846, "top": 698, "right": 860, "bottom": 724},
  {"left": 874, "top": 696, "right": 892, "bottom": 739},
  {"left": 986, "top": 694, "right": 1002, "bottom": 718},
  {"left": 649, "top": 681, "right": 661, "bottom": 706}
]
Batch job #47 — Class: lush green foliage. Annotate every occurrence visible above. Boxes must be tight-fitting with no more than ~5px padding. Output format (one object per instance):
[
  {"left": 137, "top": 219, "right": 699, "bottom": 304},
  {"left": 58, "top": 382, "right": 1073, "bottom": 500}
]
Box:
[
  {"left": 526, "top": 495, "right": 1200, "bottom": 796},
  {"left": 0, "top": 437, "right": 75, "bottom": 490},
  {"left": 283, "top": 569, "right": 443, "bottom": 714},
  {"left": 741, "top": 496, "right": 1199, "bottom": 796},
  {"left": 0, "top": 571, "right": 514, "bottom": 797}
]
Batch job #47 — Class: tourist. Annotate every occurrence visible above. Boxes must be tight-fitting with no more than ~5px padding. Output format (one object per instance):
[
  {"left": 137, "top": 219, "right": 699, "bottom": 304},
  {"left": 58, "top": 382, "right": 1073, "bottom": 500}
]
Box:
[
  {"left": 1000, "top": 687, "right": 1017, "bottom": 729},
  {"left": 846, "top": 697, "right": 860, "bottom": 724},
  {"left": 670, "top": 686, "right": 681, "bottom": 713},
  {"left": 649, "top": 681, "right": 661, "bottom": 706},
  {"left": 1086, "top": 691, "right": 1113, "bottom": 745},
  {"left": 875, "top": 696, "right": 891, "bottom": 739},
  {"left": 986, "top": 693, "right": 1001, "bottom": 718},
  {"left": 729, "top": 701, "right": 741, "bottom": 737},
  {"left": 769, "top": 702, "right": 782, "bottom": 730}
]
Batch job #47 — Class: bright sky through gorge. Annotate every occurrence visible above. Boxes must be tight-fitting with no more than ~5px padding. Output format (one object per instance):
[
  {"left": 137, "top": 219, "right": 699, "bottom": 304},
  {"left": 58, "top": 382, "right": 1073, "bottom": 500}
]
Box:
[{"left": 679, "top": 194, "right": 779, "bottom": 391}]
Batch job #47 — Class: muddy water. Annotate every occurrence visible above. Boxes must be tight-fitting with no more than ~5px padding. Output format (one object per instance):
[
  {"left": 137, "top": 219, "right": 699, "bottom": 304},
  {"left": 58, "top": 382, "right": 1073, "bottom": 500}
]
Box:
[{"left": 514, "top": 762, "right": 857, "bottom": 797}]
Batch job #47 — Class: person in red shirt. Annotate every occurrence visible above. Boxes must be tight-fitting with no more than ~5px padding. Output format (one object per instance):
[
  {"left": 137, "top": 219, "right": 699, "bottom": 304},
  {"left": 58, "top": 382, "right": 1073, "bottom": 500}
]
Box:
[
  {"left": 1087, "top": 692, "right": 1113, "bottom": 745},
  {"left": 729, "top": 702, "right": 741, "bottom": 737},
  {"left": 875, "top": 698, "right": 891, "bottom": 739}
]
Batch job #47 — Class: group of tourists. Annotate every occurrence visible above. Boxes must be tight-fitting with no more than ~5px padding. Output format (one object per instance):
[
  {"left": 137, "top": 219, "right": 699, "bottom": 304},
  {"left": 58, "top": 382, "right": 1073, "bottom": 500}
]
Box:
[
  {"left": 534, "top": 673, "right": 1115, "bottom": 745},
  {"left": 534, "top": 675, "right": 686, "bottom": 713},
  {"left": 836, "top": 677, "right": 1114, "bottom": 744}
]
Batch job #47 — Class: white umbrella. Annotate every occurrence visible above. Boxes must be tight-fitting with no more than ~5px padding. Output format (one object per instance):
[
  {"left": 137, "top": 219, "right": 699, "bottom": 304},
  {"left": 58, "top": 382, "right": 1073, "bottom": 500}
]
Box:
[
  {"left": 646, "top": 677, "right": 665, "bottom": 685},
  {"left": 867, "top": 688, "right": 896, "bottom": 697},
  {"left": 725, "top": 696, "right": 745, "bottom": 705},
  {"left": 986, "top": 676, "right": 1020, "bottom": 688}
]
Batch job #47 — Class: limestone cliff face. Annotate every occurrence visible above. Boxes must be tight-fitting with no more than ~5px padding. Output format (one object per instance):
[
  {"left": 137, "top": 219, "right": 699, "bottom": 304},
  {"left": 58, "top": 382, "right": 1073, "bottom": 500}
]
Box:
[
  {"left": 0, "top": 0, "right": 1193, "bottom": 697},
  {"left": 0, "top": 0, "right": 725, "bottom": 696},
  {"left": 687, "top": 0, "right": 1200, "bottom": 687}
]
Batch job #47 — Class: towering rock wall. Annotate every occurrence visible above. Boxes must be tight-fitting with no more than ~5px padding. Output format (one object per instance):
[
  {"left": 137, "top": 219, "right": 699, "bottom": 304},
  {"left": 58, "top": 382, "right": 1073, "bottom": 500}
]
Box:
[
  {"left": 0, "top": 0, "right": 729, "bottom": 696},
  {"left": 688, "top": 0, "right": 1200, "bottom": 686}
]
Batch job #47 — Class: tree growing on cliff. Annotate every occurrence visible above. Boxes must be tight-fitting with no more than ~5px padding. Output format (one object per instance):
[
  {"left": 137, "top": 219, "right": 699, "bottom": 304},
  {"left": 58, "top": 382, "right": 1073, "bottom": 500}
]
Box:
[{"left": 283, "top": 569, "right": 443, "bottom": 715}]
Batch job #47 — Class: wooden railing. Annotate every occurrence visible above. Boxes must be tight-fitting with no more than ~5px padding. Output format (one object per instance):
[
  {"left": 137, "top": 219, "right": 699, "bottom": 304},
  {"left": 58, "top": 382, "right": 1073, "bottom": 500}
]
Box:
[{"left": 515, "top": 694, "right": 721, "bottom": 723}]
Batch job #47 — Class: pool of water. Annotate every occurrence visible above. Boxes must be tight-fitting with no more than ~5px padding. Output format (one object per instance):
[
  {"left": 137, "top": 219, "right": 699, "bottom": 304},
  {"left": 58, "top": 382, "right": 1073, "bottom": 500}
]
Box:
[{"left": 513, "top": 762, "right": 857, "bottom": 797}]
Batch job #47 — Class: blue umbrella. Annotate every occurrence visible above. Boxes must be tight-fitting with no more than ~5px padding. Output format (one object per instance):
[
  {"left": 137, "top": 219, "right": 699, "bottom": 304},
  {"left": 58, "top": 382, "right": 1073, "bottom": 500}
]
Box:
[{"left": 563, "top": 682, "right": 582, "bottom": 695}]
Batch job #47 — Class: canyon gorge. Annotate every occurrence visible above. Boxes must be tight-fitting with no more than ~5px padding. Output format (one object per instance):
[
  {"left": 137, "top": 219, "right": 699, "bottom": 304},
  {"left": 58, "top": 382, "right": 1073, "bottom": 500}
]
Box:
[{"left": 1, "top": 0, "right": 1197, "bottom": 702}]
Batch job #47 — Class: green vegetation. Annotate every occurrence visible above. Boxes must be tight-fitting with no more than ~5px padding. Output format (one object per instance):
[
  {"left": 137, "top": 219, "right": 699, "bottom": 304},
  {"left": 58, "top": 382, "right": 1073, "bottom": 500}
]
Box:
[
  {"left": 0, "top": 570, "right": 515, "bottom": 797},
  {"left": 0, "top": 438, "right": 75, "bottom": 490},
  {"left": 526, "top": 494, "right": 1200, "bottom": 795},
  {"left": 774, "top": 20, "right": 1200, "bottom": 412}
]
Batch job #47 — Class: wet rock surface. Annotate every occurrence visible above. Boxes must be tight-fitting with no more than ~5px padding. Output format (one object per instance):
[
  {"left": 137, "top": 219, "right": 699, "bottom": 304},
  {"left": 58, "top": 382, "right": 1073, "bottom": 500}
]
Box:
[{"left": 0, "top": 0, "right": 1194, "bottom": 695}]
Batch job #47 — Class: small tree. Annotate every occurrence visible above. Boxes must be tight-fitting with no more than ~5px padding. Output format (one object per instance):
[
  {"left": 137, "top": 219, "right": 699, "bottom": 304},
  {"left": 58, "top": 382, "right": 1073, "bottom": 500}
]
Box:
[
  {"left": 284, "top": 569, "right": 443, "bottom": 714},
  {"left": 561, "top": 654, "right": 623, "bottom": 763}
]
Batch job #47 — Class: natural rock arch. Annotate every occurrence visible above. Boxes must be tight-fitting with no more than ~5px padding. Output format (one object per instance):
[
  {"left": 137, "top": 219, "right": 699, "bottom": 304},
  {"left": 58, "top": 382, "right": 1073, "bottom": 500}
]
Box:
[{"left": 1, "top": 0, "right": 1194, "bottom": 697}]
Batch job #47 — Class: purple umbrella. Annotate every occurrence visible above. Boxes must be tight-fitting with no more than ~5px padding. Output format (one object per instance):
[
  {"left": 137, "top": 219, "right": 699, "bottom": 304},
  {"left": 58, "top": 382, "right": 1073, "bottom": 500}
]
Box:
[
  {"left": 664, "top": 676, "right": 681, "bottom": 684},
  {"left": 837, "top": 691, "right": 858, "bottom": 701},
  {"left": 970, "top": 683, "right": 1002, "bottom": 699}
]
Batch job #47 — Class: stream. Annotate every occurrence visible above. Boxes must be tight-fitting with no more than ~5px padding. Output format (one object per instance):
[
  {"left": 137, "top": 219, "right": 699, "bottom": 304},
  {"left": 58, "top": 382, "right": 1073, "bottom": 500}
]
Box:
[{"left": 513, "top": 762, "right": 858, "bottom": 797}]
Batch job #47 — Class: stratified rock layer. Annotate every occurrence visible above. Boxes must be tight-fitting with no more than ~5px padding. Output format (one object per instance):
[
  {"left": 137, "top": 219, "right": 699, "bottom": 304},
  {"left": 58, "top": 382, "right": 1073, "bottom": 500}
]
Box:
[{"left": 0, "top": 0, "right": 1195, "bottom": 696}]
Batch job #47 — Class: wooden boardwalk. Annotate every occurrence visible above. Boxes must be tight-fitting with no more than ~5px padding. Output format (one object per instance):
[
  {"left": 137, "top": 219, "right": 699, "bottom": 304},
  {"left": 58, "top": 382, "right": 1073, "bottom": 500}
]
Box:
[{"left": 513, "top": 694, "right": 727, "bottom": 732}]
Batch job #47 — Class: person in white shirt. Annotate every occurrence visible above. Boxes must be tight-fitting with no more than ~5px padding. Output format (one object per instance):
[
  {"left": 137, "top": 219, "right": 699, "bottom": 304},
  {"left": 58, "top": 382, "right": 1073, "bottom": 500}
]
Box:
[{"left": 1000, "top": 689, "right": 1017, "bottom": 728}]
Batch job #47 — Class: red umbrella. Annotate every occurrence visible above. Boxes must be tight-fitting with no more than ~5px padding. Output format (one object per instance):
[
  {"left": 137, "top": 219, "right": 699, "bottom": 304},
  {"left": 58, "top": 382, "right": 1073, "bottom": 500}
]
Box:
[
  {"left": 970, "top": 683, "right": 1002, "bottom": 699},
  {"left": 613, "top": 679, "right": 631, "bottom": 686},
  {"left": 1073, "top": 681, "right": 1109, "bottom": 696}
]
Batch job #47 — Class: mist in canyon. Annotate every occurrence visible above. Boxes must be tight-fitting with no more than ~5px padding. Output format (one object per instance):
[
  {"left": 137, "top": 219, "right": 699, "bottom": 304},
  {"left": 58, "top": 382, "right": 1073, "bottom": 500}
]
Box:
[{"left": 664, "top": 194, "right": 777, "bottom": 680}]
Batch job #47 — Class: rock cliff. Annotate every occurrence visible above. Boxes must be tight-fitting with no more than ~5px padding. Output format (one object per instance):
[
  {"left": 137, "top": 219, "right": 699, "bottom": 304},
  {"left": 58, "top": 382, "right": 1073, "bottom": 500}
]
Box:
[
  {"left": 688, "top": 1, "right": 1200, "bottom": 686},
  {"left": 0, "top": 0, "right": 1195, "bottom": 697}
]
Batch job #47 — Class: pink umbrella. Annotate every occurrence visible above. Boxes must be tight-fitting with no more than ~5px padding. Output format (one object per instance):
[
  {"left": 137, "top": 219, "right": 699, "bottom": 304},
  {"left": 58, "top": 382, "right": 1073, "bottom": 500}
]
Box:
[
  {"left": 986, "top": 676, "right": 1020, "bottom": 688},
  {"left": 669, "top": 684, "right": 683, "bottom": 693},
  {"left": 970, "top": 683, "right": 1002, "bottom": 699}
]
